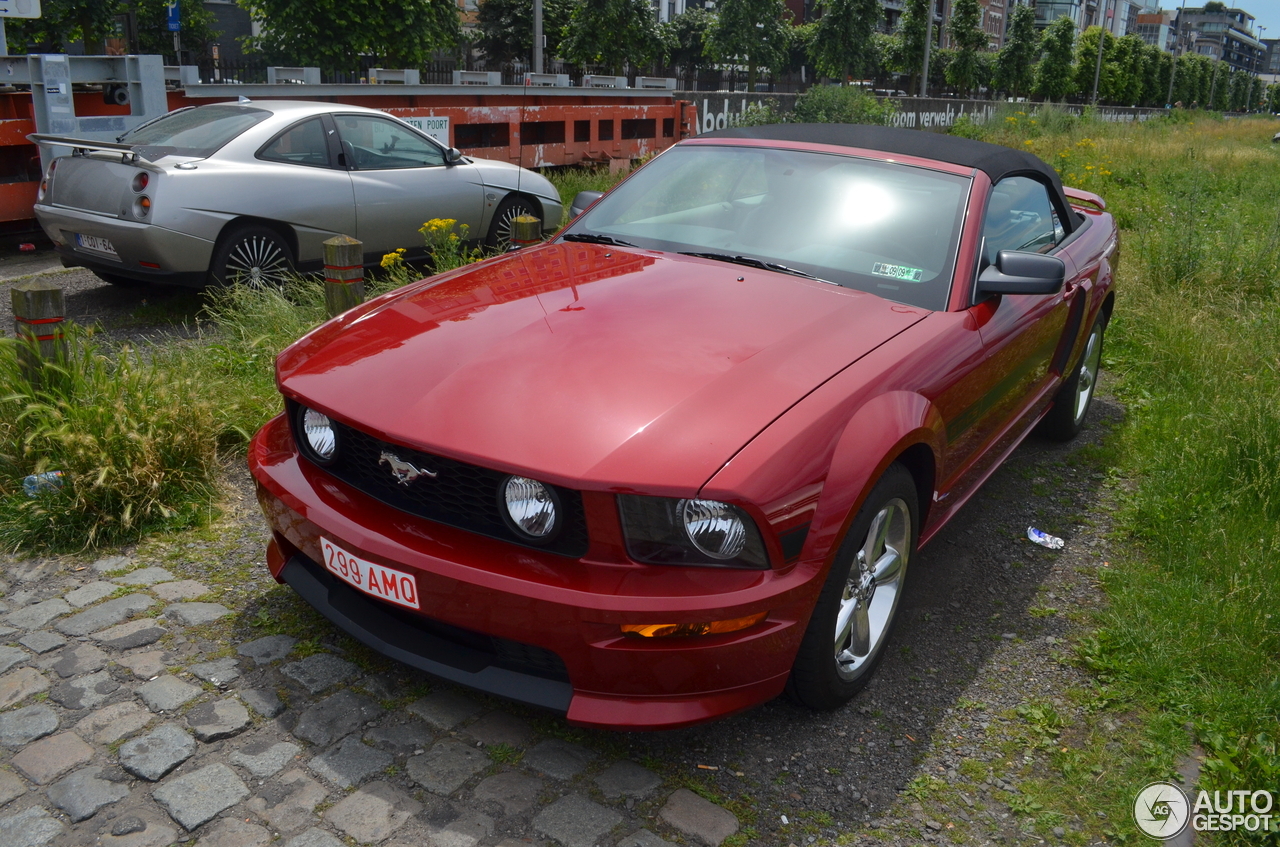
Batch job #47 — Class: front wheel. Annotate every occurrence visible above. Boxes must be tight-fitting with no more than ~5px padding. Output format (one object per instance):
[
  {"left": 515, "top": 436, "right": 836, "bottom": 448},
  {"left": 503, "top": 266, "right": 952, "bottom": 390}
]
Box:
[
  {"left": 1039, "top": 312, "right": 1106, "bottom": 441},
  {"left": 208, "top": 224, "right": 294, "bottom": 288},
  {"left": 788, "top": 463, "right": 918, "bottom": 711}
]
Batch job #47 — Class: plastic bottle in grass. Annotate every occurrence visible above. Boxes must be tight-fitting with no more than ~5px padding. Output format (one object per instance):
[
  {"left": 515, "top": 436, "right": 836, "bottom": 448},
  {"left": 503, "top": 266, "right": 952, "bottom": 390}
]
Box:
[{"left": 22, "top": 471, "right": 65, "bottom": 498}]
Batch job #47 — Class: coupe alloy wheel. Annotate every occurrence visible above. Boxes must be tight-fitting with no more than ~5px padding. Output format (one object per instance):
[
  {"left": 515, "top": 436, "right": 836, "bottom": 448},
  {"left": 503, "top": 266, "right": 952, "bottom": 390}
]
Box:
[{"left": 225, "top": 233, "right": 292, "bottom": 288}]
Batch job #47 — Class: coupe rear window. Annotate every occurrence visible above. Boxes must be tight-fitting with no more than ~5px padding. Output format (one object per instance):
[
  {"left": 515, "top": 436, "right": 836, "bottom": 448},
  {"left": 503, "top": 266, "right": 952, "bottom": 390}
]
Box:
[
  {"left": 566, "top": 145, "right": 971, "bottom": 311},
  {"left": 119, "top": 105, "right": 270, "bottom": 156}
]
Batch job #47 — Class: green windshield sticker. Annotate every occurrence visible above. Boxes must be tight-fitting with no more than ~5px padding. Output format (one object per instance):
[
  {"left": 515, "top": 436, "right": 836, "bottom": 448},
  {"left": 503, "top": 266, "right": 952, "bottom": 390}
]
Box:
[{"left": 872, "top": 262, "right": 924, "bottom": 283}]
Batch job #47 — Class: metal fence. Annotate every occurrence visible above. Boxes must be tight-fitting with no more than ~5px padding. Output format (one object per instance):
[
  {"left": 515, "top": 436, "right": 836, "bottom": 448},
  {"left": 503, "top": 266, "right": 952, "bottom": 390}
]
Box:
[{"left": 188, "top": 57, "right": 812, "bottom": 92}]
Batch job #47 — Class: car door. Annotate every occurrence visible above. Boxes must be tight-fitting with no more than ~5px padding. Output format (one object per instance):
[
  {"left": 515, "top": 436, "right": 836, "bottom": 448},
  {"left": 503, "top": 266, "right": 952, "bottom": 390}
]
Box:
[
  {"left": 944, "top": 176, "right": 1084, "bottom": 493},
  {"left": 333, "top": 114, "right": 485, "bottom": 258},
  {"left": 253, "top": 116, "right": 357, "bottom": 265}
]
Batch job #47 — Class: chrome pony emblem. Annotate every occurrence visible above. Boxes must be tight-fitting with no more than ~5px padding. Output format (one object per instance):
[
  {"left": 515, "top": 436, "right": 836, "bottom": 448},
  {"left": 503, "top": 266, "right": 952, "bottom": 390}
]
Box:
[{"left": 379, "top": 451, "right": 436, "bottom": 485}]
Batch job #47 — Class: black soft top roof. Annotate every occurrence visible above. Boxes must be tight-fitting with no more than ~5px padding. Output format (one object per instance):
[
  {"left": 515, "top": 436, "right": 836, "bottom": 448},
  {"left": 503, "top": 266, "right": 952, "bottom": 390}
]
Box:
[{"left": 700, "top": 123, "right": 1075, "bottom": 233}]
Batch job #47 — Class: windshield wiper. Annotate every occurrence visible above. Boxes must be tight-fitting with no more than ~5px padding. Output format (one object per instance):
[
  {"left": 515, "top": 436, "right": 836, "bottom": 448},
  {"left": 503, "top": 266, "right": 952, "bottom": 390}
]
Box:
[
  {"left": 679, "top": 251, "right": 827, "bottom": 282},
  {"left": 561, "top": 233, "right": 637, "bottom": 247}
]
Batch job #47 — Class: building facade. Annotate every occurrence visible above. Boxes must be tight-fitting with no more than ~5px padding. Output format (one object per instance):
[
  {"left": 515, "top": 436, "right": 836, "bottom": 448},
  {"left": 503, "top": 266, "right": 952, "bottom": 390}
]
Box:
[{"left": 1173, "top": 6, "right": 1266, "bottom": 72}]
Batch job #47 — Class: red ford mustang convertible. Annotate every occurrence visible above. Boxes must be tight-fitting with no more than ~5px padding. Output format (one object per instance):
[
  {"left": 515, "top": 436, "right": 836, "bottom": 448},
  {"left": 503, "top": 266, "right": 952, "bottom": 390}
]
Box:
[{"left": 250, "top": 125, "right": 1118, "bottom": 730}]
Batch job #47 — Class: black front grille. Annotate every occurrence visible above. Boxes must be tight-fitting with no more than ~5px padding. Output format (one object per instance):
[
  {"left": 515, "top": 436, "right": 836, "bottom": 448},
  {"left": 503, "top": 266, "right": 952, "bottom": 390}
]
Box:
[{"left": 291, "top": 404, "right": 588, "bottom": 557}]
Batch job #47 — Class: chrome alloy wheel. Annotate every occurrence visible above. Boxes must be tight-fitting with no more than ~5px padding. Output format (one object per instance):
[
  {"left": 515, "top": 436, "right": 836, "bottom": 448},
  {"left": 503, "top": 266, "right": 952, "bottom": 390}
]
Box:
[
  {"left": 1073, "top": 322, "right": 1104, "bottom": 424},
  {"left": 226, "top": 234, "right": 291, "bottom": 288},
  {"left": 834, "top": 496, "right": 911, "bottom": 680}
]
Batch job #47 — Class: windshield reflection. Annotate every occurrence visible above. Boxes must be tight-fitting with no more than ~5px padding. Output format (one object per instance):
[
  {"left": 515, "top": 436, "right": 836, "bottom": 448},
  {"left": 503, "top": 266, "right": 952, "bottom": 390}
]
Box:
[{"left": 562, "top": 145, "right": 971, "bottom": 311}]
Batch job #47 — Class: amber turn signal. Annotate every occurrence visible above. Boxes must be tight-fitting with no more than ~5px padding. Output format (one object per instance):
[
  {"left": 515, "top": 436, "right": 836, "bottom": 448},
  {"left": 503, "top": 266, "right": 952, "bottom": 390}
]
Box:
[{"left": 621, "top": 612, "right": 767, "bottom": 639}]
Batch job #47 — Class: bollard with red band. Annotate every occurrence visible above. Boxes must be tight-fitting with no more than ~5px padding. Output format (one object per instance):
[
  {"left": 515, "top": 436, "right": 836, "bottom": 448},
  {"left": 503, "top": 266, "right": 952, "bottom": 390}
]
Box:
[
  {"left": 323, "top": 234, "right": 365, "bottom": 318},
  {"left": 507, "top": 215, "right": 543, "bottom": 251},
  {"left": 11, "top": 280, "right": 67, "bottom": 386}
]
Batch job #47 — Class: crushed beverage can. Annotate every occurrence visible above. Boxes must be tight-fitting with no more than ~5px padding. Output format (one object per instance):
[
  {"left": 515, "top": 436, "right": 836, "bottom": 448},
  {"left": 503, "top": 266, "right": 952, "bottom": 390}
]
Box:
[
  {"left": 1027, "top": 526, "right": 1065, "bottom": 550},
  {"left": 22, "top": 471, "right": 65, "bottom": 497}
]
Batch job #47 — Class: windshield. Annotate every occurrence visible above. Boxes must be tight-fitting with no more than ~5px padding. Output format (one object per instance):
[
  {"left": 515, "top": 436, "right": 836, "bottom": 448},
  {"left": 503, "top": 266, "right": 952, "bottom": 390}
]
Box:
[
  {"left": 119, "top": 105, "right": 270, "bottom": 156},
  {"left": 563, "top": 144, "right": 971, "bottom": 310}
]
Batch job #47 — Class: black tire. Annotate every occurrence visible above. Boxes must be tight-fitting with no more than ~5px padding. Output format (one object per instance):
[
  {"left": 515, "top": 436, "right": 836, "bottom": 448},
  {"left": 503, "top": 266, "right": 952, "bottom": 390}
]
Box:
[
  {"left": 92, "top": 270, "right": 146, "bottom": 288},
  {"left": 208, "top": 224, "right": 294, "bottom": 288},
  {"left": 1039, "top": 312, "right": 1106, "bottom": 441},
  {"left": 788, "top": 463, "right": 918, "bottom": 711},
  {"left": 486, "top": 195, "right": 541, "bottom": 250}
]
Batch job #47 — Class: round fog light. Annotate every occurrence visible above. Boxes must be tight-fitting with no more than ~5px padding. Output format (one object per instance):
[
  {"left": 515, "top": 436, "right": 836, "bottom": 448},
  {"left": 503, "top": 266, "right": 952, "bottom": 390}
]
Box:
[
  {"left": 502, "top": 476, "right": 560, "bottom": 540},
  {"left": 300, "top": 407, "right": 336, "bottom": 462},
  {"left": 679, "top": 499, "right": 747, "bottom": 560}
]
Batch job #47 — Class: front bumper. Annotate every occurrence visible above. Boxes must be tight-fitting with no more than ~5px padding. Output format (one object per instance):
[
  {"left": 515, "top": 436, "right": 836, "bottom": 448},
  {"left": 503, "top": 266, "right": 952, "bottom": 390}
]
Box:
[
  {"left": 35, "top": 202, "right": 214, "bottom": 287},
  {"left": 249, "top": 413, "right": 819, "bottom": 730}
]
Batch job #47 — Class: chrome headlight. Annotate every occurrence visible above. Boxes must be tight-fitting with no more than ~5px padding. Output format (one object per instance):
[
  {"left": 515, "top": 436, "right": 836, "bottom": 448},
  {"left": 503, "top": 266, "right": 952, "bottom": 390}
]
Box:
[
  {"left": 296, "top": 405, "right": 337, "bottom": 464},
  {"left": 501, "top": 476, "right": 561, "bottom": 541},
  {"left": 618, "top": 495, "right": 769, "bottom": 569}
]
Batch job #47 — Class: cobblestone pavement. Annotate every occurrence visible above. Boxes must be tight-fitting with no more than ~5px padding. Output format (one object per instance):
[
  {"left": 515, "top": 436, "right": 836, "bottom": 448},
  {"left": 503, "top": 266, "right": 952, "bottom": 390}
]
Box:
[{"left": 0, "top": 543, "right": 753, "bottom": 847}]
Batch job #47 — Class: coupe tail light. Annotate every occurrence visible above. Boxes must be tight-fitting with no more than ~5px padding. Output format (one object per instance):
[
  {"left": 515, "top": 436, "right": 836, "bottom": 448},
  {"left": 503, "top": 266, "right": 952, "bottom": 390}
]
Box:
[
  {"left": 134, "top": 196, "right": 151, "bottom": 218},
  {"left": 132, "top": 172, "right": 149, "bottom": 192}
]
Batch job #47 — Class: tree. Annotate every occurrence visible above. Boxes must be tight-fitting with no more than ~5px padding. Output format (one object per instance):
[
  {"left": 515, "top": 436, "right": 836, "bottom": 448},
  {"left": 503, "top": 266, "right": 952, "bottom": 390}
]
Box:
[
  {"left": 1033, "top": 15, "right": 1076, "bottom": 101},
  {"left": 944, "top": 0, "right": 987, "bottom": 96},
  {"left": 888, "top": 0, "right": 929, "bottom": 94},
  {"left": 476, "top": 0, "right": 572, "bottom": 66},
  {"left": 1107, "top": 35, "right": 1145, "bottom": 106},
  {"left": 561, "top": 0, "right": 662, "bottom": 73},
  {"left": 706, "top": 0, "right": 791, "bottom": 91},
  {"left": 239, "top": 0, "right": 460, "bottom": 72},
  {"left": 660, "top": 8, "right": 714, "bottom": 71},
  {"left": 808, "top": 0, "right": 880, "bottom": 83},
  {"left": 6, "top": 0, "right": 121, "bottom": 53},
  {"left": 132, "top": 0, "right": 220, "bottom": 62},
  {"left": 992, "top": 4, "right": 1038, "bottom": 99},
  {"left": 6, "top": 0, "right": 219, "bottom": 61},
  {"left": 1072, "top": 26, "right": 1116, "bottom": 103}
]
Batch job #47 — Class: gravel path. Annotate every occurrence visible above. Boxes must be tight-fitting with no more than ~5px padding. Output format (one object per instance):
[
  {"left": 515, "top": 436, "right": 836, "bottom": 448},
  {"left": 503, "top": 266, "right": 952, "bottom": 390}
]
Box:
[{"left": 0, "top": 261, "right": 1122, "bottom": 847}]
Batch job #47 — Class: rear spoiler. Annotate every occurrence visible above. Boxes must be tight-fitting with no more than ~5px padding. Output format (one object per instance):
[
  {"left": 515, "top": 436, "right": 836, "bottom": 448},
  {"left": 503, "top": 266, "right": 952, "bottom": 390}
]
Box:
[
  {"left": 26, "top": 134, "right": 175, "bottom": 164},
  {"left": 1064, "top": 186, "right": 1106, "bottom": 212}
]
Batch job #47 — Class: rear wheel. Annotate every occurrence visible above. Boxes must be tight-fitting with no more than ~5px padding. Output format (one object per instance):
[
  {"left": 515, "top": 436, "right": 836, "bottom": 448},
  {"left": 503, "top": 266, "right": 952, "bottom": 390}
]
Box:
[
  {"left": 209, "top": 224, "right": 294, "bottom": 288},
  {"left": 788, "top": 463, "right": 918, "bottom": 710},
  {"left": 486, "top": 195, "right": 540, "bottom": 250},
  {"left": 1039, "top": 313, "right": 1105, "bottom": 441}
]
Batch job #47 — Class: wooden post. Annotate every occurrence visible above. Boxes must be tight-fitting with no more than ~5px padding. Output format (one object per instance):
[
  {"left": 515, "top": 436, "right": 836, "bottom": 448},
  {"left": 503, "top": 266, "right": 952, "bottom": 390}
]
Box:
[
  {"left": 11, "top": 280, "right": 67, "bottom": 386},
  {"left": 508, "top": 215, "right": 542, "bottom": 251},
  {"left": 323, "top": 235, "right": 364, "bottom": 318}
]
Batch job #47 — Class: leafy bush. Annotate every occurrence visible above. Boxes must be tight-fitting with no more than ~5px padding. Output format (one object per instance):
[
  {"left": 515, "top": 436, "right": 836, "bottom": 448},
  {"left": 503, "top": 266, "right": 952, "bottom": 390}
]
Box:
[
  {"left": 0, "top": 327, "right": 219, "bottom": 550},
  {"left": 791, "top": 84, "right": 897, "bottom": 125}
]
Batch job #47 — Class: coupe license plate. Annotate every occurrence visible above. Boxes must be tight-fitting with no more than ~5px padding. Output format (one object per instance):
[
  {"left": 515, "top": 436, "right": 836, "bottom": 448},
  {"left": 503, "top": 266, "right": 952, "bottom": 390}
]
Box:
[
  {"left": 75, "top": 233, "right": 118, "bottom": 257},
  {"left": 320, "top": 537, "right": 420, "bottom": 610}
]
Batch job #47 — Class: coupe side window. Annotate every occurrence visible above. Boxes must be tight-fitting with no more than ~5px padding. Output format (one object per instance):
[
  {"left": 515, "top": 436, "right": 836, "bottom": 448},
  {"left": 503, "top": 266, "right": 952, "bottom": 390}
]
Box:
[
  {"left": 259, "top": 118, "right": 331, "bottom": 167},
  {"left": 335, "top": 116, "right": 446, "bottom": 170},
  {"left": 982, "top": 176, "right": 1061, "bottom": 266}
]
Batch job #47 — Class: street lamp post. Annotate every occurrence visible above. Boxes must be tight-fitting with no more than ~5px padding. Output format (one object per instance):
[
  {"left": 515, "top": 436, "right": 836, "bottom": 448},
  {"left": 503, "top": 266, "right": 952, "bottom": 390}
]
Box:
[
  {"left": 920, "top": 0, "right": 935, "bottom": 97},
  {"left": 1166, "top": 3, "right": 1186, "bottom": 107},
  {"left": 1091, "top": 0, "right": 1112, "bottom": 105}
]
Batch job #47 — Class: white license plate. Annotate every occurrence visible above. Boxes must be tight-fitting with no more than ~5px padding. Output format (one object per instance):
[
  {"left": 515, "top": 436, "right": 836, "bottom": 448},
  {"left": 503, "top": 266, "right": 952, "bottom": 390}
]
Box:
[
  {"left": 320, "top": 537, "right": 420, "bottom": 610},
  {"left": 75, "top": 233, "right": 118, "bottom": 257}
]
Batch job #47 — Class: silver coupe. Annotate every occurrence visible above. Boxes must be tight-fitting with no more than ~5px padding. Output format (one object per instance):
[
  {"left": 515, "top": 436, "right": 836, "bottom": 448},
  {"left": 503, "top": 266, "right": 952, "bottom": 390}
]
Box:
[{"left": 31, "top": 100, "right": 563, "bottom": 288}]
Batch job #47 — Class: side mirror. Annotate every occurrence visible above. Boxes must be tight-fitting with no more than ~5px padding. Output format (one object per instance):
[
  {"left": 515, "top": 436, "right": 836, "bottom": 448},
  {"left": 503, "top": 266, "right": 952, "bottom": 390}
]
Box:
[
  {"left": 445, "top": 147, "right": 463, "bottom": 164},
  {"left": 570, "top": 190, "right": 604, "bottom": 218},
  {"left": 976, "top": 250, "right": 1066, "bottom": 297}
]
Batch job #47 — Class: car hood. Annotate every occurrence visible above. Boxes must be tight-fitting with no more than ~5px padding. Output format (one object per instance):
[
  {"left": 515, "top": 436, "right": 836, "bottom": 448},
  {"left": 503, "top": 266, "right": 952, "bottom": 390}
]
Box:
[{"left": 278, "top": 243, "right": 927, "bottom": 492}]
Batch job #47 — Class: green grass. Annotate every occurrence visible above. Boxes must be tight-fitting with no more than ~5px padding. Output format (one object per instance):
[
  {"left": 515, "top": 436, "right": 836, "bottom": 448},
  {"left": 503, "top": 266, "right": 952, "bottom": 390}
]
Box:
[
  {"left": 0, "top": 325, "right": 220, "bottom": 551},
  {"left": 952, "top": 112, "right": 1280, "bottom": 844}
]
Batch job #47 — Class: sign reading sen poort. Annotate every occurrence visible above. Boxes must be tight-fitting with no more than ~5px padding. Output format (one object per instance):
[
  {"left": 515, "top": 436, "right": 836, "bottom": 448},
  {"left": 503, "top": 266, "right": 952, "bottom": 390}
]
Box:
[{"left": 1134, "top": 782, "right": 1275, "bottom": 840}]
